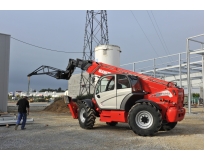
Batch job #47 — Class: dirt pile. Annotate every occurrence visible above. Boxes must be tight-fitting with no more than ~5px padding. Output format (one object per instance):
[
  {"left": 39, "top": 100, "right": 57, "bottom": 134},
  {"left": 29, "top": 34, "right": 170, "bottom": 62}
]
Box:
[{"left": 43, "top": 98, "right": 71, "bottom": 114}]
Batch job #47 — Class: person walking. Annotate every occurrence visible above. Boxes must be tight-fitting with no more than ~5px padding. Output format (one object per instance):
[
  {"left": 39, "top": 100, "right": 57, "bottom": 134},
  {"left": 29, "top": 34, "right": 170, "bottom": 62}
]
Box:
[{"left": 15, "top": 96, "right": 30, "bottom": 130}]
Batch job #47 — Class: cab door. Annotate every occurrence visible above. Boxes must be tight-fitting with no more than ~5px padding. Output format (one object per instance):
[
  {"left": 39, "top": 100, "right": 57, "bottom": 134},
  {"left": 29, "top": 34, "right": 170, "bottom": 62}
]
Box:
[
  {"left": 94, "top": 75, "right": 117, "bottom": 109},
  {"left": 116, "top": 75, "right": 132, "bottom": 109}
]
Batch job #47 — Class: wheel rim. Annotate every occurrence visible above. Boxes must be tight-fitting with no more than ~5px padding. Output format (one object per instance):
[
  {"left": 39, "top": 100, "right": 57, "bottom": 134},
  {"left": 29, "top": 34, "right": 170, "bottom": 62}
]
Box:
[
  {"left": 135, "top": 111, "right": 153, "bottom": 129},
  {"left": 80, "top": 108, "right": 86, "bottom": 123}
]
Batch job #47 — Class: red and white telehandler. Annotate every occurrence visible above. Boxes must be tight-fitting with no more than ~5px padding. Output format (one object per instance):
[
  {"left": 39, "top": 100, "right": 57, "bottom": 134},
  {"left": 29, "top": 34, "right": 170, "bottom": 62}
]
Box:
[{"left": 28, "top": 58, "right": 186, "bottom": 136}]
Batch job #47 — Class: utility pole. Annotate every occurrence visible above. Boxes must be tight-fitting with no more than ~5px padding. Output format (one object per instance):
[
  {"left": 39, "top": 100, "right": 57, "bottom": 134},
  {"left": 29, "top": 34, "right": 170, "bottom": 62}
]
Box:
[
  {"left": 79, "top": 10, "right": 109, "bottom": 96},
  {"left": 27, "top": 76, "right": 30, "bottom": 96}
]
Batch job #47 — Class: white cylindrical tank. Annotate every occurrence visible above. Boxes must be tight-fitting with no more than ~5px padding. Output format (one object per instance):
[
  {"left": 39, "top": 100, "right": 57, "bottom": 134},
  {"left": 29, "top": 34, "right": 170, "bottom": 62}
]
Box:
[{"left": 95, "top": 45, "right": 121, "bottom": 67}]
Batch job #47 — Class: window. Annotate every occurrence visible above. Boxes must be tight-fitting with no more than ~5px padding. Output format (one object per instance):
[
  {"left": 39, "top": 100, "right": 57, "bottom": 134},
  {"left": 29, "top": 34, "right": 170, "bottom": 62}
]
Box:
[
  {"left": 128, "top": 75, "right": 143, "bottom": 92},
  {"left": 117, "top": 75, "right": 131, "bottom": 89},
  {"left": 95, "top": 75, "right": 115, "bottom": 94}
]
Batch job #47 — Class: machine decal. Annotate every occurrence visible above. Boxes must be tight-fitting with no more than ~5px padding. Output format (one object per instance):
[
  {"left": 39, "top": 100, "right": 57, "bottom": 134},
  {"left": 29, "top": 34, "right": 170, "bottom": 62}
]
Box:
[
  {"left": 98, "top": 69, "right": 111, "bottom": 74},
  {"left": 150, "top": 90, "right": 173, "bottom": 98}
]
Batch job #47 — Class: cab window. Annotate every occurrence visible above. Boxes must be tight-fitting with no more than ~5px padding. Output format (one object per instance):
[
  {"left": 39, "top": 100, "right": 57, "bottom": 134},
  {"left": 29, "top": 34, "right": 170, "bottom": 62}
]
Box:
[
  {"left": 117, "top": 75, "right": 131, "bottom": 89},
  {"left": 128, "top": 75, "right": 143, "bottom": 92},
  {"left": 95, "top": 75, "right": 115, "bottom": 94}
]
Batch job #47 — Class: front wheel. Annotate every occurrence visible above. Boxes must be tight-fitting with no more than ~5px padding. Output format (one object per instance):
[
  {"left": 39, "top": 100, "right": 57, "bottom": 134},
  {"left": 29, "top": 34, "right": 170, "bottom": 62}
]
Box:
[
  {"left": 78, "top": 102, "right": 96, "bottom": 129},
  {"left": 128, "top": 103, "right": 162, "bottom": 136}
]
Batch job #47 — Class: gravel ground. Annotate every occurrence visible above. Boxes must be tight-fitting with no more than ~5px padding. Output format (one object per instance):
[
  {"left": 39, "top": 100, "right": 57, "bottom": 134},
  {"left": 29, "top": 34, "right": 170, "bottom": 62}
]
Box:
[{"left": 0, "top": 105, "right": 204, "bottom": 150}]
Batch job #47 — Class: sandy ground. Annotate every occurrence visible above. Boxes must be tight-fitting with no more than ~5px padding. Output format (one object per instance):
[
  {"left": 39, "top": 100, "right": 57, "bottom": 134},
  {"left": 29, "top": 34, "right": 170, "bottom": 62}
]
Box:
[{"left": 0, "top": 103, "right": 204, "bottom": 150}]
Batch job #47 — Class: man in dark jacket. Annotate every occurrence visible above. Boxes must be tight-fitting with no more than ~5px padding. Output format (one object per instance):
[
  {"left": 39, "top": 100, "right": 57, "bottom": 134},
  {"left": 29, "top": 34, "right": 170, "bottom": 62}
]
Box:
[{"left": 15, "top": 96, "right": 30, "bottom": 130}]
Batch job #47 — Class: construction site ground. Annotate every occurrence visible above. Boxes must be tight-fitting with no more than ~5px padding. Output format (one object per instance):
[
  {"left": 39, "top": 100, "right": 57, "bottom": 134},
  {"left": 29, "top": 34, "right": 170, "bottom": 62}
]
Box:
[{"left": 0, "top": 99, "right": 204, "bottom": 151}]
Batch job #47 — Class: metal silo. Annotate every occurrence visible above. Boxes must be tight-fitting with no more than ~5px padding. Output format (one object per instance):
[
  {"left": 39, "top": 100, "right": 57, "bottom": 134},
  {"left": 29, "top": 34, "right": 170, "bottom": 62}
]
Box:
[{"left": 95, "top": 45, "right": 121, "bottom": 67}]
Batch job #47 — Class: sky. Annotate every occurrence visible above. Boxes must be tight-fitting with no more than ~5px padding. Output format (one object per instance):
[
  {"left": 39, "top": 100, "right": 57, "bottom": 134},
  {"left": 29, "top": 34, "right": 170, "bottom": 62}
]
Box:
[{"left": 0, "top": 1, "right": 204, "bottom": 93}]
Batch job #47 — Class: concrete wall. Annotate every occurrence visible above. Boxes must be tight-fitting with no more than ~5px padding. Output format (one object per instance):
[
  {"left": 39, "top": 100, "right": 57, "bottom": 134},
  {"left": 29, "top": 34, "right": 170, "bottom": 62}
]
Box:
[
  {"left": 68, "top": 72, "right": 95, "bottom": 98},
  {"left": 0, "top": 33, "right": 10, "bottom": 112}
]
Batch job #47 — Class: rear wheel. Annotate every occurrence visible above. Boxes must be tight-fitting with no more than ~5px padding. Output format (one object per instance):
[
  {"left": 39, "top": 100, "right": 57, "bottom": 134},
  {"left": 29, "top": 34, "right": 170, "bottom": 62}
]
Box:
[
  {"left": 159, "top": 122, "right": 177, "bottom": 131},
  {"left": 78, "top": 102, "right": 96, "bottom": 129},
  {"left": 106, "top": 122, "right": 118, "bottom": 126},
  {"left": 128, "top": 103, "right": 162, "bottom": 136}
]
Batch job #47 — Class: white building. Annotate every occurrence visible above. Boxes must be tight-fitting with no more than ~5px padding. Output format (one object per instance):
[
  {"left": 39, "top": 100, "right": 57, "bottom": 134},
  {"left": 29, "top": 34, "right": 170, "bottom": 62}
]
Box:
[{"left": 27, "top": 91, "right": 65, "bottom": 98}]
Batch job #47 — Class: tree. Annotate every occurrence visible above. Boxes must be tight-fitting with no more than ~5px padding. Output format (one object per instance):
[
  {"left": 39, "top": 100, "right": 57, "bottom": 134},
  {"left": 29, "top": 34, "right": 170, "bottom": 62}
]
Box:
[
  {"left": 192, "top": 93, "right": 200, "bottom": 98},
  {"left": 57, "top": 87, "right": 62, "bottom": 92},
  {"left": 39, "top": 88, "right": 65, "bottom": 92}
]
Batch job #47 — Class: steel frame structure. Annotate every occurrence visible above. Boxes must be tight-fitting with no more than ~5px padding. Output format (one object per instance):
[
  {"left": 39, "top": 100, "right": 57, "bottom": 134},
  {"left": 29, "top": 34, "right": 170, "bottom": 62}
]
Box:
[
  {"left": 79, "top": 10, "right": 109, "bottom": 96},
  {"left": 27, "top": 65, "right": 67, "bottom": 79},
  {"left": 121, "top": 52, "right": 203, "bottom": 88},
  {"left": 186, "top": 34, "right": 204, "bottom": 113},
  {"left": 27, "top": 65, "right": 68, "bottom": 96},
  {"left": 121, "top": 34, "right": 204, "bottom": 113}
]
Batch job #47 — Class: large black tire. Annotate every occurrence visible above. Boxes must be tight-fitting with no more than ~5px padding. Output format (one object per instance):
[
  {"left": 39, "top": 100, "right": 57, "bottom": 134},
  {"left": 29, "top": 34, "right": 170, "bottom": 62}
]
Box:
[
  {"left": 106, "top": 122, "right": 118, "bottom": 126},
  {"left": 128, "top": 103, "right": 162, "bottom": 136},
  {"left": 159, "top": 122, "right": 177, "bottom": 131},
  {"left": 78, "top": 102, "right": 96, "bottom": 129}
]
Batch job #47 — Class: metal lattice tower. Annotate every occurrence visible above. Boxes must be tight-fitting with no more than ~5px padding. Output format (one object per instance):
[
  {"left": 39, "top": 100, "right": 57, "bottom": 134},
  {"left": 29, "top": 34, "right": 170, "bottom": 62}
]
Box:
[{"left": 79, "top": 10, "right": 109, "bottom": 96}]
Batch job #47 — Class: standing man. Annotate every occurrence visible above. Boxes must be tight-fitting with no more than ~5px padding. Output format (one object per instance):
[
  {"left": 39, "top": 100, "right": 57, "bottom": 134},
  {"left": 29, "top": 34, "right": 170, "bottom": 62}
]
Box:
[{"left": 15, "top": 96, "right": 30, "bottom": 130}]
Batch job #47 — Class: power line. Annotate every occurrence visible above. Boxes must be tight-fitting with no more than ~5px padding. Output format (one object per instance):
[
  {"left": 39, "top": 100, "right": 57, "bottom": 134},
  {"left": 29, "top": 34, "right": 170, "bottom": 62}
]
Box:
[
  {"left": 146, "top": 11, "right": 173, "bottom": 61},
  {"left": 11, "top": 37, "right": 85, "bottom": 54},
  {"left": 150, "top": 11, "right": 172, "bottom": 55},
  {"left": 146, "top": 11, "right": 168, "bottom": 55},
  {"left": 130, "top": 10, "right": 162, "bottom": 60}
]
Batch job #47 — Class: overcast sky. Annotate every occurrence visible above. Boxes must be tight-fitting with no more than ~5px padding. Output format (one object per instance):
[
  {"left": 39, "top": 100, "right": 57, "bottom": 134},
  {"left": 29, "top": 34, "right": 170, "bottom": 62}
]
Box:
[{"left": 0, "top": 1, "right": 204, "bottom": 92}]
